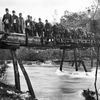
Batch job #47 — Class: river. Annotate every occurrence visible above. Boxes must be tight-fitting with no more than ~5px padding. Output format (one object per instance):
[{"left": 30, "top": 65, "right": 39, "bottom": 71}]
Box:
[{"left": 1, "top": 61, "right": 100, "bottom": 100}]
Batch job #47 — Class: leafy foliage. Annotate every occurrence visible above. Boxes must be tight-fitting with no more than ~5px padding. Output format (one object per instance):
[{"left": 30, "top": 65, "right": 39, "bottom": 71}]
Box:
[
  {"left": 60, "top": 11, "right": 88, "bottom": 29},
  {"left": 60, "top": 4, "right": 97, "bottom": 29}
]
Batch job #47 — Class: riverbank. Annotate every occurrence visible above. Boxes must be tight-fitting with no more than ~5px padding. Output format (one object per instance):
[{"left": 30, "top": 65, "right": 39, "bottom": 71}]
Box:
[
  {"left": 0, "top": 63, "right": 37, "bottom": 100},
  {"left": 0, "top": 81, "right": 36, "bottom": 100},
  {"left": 0, "top": 63, "right": 8, "bottom": 78}
]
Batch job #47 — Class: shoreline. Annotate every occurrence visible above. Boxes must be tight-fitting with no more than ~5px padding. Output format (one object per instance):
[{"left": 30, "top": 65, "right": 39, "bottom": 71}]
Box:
[{"left": 0, "top": 63, "right": 35, "bottom": 100}]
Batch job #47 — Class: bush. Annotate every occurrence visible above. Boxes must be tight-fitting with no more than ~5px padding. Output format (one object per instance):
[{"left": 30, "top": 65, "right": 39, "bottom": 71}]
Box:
[{"left": 0, "top": 47, "right": 97, "bottom": 61}]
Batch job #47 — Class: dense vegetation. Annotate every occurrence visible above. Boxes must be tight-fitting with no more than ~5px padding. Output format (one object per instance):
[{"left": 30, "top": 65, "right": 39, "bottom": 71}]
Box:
[{"left": 0, "top": 46, "right": 96, "bottom": 62}]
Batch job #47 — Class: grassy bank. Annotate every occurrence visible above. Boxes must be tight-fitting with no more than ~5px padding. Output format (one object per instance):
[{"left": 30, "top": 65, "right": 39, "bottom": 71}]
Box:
[{"left": 0, "top": 47, "right": 97, "bottom": 62}]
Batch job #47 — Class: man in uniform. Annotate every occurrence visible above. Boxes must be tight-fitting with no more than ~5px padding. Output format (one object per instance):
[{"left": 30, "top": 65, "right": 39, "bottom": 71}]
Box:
[
  {"left": 32, "top": 19, "right": 37, "bottom": 36},
  {"left": 18, "top": 13, "right": 24, "bottom": 33},
  {"left": 52, "top": 23, "right": 58, "bottom": 39},
  {"left": 12, "top": 10, "right": 19, "bottom": 33},
  {"left": 2, "top": 8, "right": 12, "bottom": 33},
  {"left": 25, "top": 15, "right": 33, "bottom": 45},
  {"left": 44, "top": 19, "right": 52, "bottom": 43},
  {"left": 30, "top": 16, "right": 36, "bottom": 36},
  {"left": 25, "top": 15, "right": 33, "bottom": 37},
  {"left": 36, "top": 18, "right": 44, "bottom": 37}
]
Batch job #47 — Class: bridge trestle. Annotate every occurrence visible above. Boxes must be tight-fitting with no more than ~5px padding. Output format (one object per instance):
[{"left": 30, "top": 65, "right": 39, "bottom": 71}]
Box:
[{"left": 59, "top": 48, "right": 87, "bottom": 72}]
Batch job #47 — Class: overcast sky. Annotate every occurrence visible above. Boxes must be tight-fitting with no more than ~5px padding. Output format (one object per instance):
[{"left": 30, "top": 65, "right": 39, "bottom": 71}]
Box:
[{"left": 0, "top": 0, "right": 96, "bottom": 22}]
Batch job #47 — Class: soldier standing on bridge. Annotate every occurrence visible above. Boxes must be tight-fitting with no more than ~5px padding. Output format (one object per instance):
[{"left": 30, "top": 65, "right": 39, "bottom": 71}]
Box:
[
  {"left": 32, "top": 19, "right": 37, "bottom": 36},
  {"left": 36, "top": 18, "right": 44, "bottom": 37},
  {"left": 18, "top": 13, "right": 24, "bottom": 33},
  {"left": 44, "top": 19, "right": 52, "bottom": 43},
  {"left": 25, "top": 15, "right": 33, "bottom": 37},
  {"left": 2, "top": 8, "right": 12, "bottom": 33},
  {"left": 52, "top": 23, "right": 58, "bottom": 42},
  {"left": 11, "top": 10, "right": 19, "bottom": 33},
  {"left": 30, "top": 16, "right": 36, "bottom": 36}
]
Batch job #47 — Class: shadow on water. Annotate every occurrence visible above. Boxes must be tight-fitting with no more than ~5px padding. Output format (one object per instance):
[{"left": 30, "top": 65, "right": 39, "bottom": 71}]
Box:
[{"left": 2, "top": 62, "right": 100, "bottom": 100}]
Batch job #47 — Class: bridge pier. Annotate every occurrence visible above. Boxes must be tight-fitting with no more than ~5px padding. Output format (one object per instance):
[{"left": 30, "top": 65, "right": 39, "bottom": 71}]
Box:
[
  {"left": 90, "top": 47, "right": 94, "bottom": 68},
  {"left": 72, "top": 48, "right": 87, "bottom": 72},
  {"left": 25, "top": 30, "right": 28, "bottom": 46},
  {"left": 94, "top": 46, "right": 99, "bottom": 100},
  {"left": 59, "top": 47, "right": 87, "bottom": 72},
  {"left": 17, "top": 58, "right": 36, "bottom": 99},
  {"left": 60, "top": 49, "right": 65, "bottom": 71},
  {"left": 11, "top": 49, "right": 21, "bottom": 91},
  {"left": 73, "top": 49, "right": 78, "bottom": 71},
  {"left": 10, "top": 49, "right": 37, "bottom": 99},
  {"left": 81, "top": 61, "right": 87, "bottom": 72}
]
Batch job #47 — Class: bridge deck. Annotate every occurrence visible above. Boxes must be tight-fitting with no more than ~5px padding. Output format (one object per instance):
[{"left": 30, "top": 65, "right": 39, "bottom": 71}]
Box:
[{"left": 0, "top": 31, "right": 99, "bottom": 50}]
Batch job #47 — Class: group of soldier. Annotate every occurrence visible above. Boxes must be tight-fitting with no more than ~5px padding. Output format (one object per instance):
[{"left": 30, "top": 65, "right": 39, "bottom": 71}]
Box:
[
  {"left": 2, "top": 8, "right": 94, "bottom": 44},
  {"left": 2, "top": 8, "right": 23, "bottom": 33},
  {"left": 2, "top": 8, "right": 53, "bottom": 42}
]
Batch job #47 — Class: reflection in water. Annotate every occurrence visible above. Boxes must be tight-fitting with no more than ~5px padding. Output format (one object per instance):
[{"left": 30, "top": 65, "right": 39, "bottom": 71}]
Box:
[{"left": 2, "top": 62, "right": 100, "bottom": 100}]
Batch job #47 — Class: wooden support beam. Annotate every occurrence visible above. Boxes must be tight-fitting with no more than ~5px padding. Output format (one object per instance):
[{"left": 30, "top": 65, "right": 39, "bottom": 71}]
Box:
[
  {"left": 78, "top": 49, "right": 87, "bottom": 72},
  {"left": 71, "top": 61, "right": 74, "bottom": 67},
  {"left": 90, "top": 47, "right": 93, "bottom": 68},
  {"left": 77, "top": 62, "right": 81, "bottom": 68},
  {"left": 94, "top": 46, "right": 99, "bottom": 100},
  {"left": 81, "top": 61, "right": 87, "bottom": 72},
  {"left": 73, "top": 49, "right": 78, "bottom": 71},
  {"left": 11, "top": 50, "right": 20, "bottom": 91},
  {"left": 17, "top": 58, "right": 36, "bottom": 99},
  {"left": 25, "top": 31, "right": 28, "bottom": 46},
  {"left": 71, "top": 60, "right": 87, "bottom": 72},
  {"left": 78, "top": 49, "right": 82, "bottom": 68},
  {"left": 60, "top": 49, "right": 65, "bottom": 71}
]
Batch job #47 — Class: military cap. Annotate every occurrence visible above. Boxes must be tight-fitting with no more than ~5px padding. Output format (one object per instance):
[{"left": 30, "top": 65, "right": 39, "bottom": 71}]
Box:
[
  {"left": 27, "top": 15, "right": 30, "bottom": 17},
  {"left": 5, "top": 8, "right": 9, "bottom": 11},
  {"left": 19, "top": 13, "right": 22, "bottom": 15},
  {"left": 39, "top": 18, "right": 41, "bottom": 20},
  {"left": 12, "top": 10, "right": 15, "bottom": 13}
]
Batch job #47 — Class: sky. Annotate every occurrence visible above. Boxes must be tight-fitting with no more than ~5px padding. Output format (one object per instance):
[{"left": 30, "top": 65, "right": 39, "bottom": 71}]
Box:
[{"left": 0, "top": 0, "right": 97, "bottom": 22}]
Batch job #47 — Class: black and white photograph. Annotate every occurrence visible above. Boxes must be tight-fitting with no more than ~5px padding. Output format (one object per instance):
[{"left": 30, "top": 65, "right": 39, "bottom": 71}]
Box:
[{"left": 0, "top": 0, "right": 100, "bottom": 100}]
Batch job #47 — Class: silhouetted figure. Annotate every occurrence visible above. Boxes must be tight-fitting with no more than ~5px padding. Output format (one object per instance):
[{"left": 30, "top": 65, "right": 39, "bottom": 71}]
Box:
[
  {"left": 52, "top": 24, "right": 58, "bottom": 39},
  {"left": 25, "top": 15, "right": 33, "bottom": 37},
  {"left": 32, "top": 20, "right": 37, "bottom": 36},
  {"left": 44, "top": 19, "right": 52, "bottom": 43},
  {"left": 30, "top": 16, "right": 36, "bottom": 36},
  {"left": 11, "top": 10, "right": 19, "bottom": 33},
  {"left": 2, "top": 8, "right": 12, "bottom": 33},
  {"left": 18, "top": 13, "right": 24, "bottom": 33},
  {"left": 36, "top": 18, "right": 44, "bottom": 37}
]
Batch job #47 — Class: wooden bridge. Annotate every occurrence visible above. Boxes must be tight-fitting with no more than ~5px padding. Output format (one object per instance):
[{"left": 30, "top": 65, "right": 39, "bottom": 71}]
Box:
[{"left": 0, "top": 31, "right": 100, "bottom": 100}]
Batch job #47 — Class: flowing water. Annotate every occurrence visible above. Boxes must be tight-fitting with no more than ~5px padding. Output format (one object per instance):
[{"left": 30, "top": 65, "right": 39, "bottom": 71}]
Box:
[{"left": 1, "top": 61, "right": 100, "bottom": 100}]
